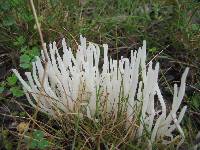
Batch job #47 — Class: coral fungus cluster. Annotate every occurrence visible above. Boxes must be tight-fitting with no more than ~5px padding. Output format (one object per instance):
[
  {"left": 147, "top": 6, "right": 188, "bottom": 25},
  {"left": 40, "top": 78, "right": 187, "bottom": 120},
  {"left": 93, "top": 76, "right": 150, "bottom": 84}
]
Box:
[{"left": 13, "top": 36, "right": 189, "bottom": 147}]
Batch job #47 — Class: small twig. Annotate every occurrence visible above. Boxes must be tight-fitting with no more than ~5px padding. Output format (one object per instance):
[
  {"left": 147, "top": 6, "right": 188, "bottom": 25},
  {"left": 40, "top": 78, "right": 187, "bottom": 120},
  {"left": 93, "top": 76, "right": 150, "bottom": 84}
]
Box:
[
  {"left": 63, "top": 27, "right": 79, "bottom": 48},
  {"left": 188, "top": 84, "right": 200, "bottom": 93},
  {"left": 13, "top": 100, "right": 64, "bottom": 139},
  {"left": 30, "top": 0, "right": 48, "bottom": 62},
  {"left": 29, "top": 0, "right": 49, "bottom": 131},
  {"left": 157, "top": 56, "right": 198, "bottom": 68},
  {"left": 148, "top": 45, "right": 168, "bottom": 65}
]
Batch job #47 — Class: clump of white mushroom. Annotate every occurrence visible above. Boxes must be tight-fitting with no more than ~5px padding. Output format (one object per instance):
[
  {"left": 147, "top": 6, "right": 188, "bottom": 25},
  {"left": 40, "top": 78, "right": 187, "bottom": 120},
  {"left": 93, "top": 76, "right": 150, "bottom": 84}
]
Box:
[{"left": 13, "top": 35, "right": 189, "bottom": 147}]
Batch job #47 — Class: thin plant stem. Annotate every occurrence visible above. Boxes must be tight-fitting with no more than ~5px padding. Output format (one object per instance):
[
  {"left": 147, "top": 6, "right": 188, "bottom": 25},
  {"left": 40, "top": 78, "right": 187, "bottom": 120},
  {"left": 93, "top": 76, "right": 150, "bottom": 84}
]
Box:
[
  {"left": 30, "top": 0, "right": 48, "bottom": 62},
  {"left": 29, "top": 0, "right": 49, "bottom": 128}
]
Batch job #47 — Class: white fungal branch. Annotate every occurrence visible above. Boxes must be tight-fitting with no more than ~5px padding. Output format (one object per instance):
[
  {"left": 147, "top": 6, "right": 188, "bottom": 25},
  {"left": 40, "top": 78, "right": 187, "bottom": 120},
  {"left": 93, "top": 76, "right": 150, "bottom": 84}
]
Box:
[{"left": 13, "top": 35, "right": 189, "bottom": 147}]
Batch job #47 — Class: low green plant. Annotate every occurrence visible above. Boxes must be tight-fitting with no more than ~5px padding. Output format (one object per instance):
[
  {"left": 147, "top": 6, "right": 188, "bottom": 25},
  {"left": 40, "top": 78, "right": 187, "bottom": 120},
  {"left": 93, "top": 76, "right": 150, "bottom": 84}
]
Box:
[
  {"left": 7, "top": 74, "right": 24, "bottom": 97},
  {"left": 190, "top": 93, "right": 200, "bottom": 111},
  {"left": 0, "top": 130, "right": 13, "bottom": 150},
  {"left": 14, "top": 35, "right": 40, "bottom": 69},
  {"left": 25, "top": 130, "right": 49, "bottom": 150},
  {"left": 148, "top": 47, "right": 158, "bottom": 53},
  {"left": 0, "top": 73, "right": 24, "bottom": 98}
]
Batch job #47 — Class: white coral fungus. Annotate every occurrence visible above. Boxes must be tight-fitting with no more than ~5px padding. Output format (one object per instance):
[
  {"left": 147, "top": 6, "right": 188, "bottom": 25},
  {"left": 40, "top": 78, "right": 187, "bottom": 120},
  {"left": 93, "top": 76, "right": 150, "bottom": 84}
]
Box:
[{"left": 13, "top": 35, "right": 189, "bottom": 146}]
